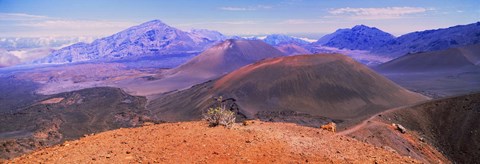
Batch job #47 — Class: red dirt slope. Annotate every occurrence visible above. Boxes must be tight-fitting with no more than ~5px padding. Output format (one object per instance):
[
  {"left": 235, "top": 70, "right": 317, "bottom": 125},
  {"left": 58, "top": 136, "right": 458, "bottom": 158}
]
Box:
[{"left": 9, "top": 121, "right": 419, "bottom": 163}]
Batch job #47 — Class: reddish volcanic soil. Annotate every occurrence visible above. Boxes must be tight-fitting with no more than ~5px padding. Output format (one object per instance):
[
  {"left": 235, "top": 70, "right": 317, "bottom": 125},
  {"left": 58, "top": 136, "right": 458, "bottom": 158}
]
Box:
[{"left": 8, "top": 121, "right": 419, "bottom": 163}]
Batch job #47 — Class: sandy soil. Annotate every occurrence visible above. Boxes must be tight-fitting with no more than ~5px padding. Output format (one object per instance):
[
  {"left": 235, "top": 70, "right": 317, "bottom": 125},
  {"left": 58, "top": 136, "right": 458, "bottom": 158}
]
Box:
[{"left": 8, "top": 121, "right": 419, "bottom": 163}]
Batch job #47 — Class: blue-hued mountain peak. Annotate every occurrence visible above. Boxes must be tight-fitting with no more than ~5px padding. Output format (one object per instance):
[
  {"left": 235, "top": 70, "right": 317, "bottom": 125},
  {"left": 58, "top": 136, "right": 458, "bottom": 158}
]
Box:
[
  {"left": 34, "top": 20, "right": 226, "bottom": 64},
  {"left": 372, "top": 22, "right": 480, "bottom": 57},
  {"left": 315, "top": 24, "right": 395, "bottom": 51}
]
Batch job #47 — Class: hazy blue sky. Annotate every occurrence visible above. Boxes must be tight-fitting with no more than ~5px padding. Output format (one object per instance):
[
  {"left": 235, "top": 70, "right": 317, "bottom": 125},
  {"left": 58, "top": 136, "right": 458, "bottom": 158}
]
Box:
[{"left": 0, "top": 0, "right": 479, "bottom": 38}]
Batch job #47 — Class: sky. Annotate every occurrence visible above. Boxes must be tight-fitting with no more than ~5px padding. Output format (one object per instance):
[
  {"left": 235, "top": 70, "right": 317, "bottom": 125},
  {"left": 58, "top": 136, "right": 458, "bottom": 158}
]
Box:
[{"left": 0, "top": 0, "right": 479, "bottom": 38}]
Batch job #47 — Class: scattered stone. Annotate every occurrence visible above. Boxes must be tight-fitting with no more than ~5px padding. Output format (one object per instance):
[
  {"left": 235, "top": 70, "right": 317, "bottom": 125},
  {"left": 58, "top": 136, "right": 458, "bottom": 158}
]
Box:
[
  {"left": 142, "top": 122, "right": 155, "bottom": 126},
  {"left": 381, "top": 146, "right": 397, "bottom": 153},
  {"left": 243, "top": 120, "right": 256, "bottom": 126}
]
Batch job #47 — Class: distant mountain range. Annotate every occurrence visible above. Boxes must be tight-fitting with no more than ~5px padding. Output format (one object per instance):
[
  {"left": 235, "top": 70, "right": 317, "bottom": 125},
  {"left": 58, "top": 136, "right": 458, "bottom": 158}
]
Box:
[
  {"left": 262, "top": 34, "right": 311, "bottom": 46},
  {"left": 34, "top": 20, "right": 226, "bottom": 64},
  {"left": 246, "top": 34, "right": 312, "bottom": 55},
  {"left": 373, "top": 22, "right": 480, "bottom": 57},
  {"left": 313, "top": 22, "right": 480, "bottom": 58},
  {"left": 31, "top": 20, "right": 480, "bottom": 65}
]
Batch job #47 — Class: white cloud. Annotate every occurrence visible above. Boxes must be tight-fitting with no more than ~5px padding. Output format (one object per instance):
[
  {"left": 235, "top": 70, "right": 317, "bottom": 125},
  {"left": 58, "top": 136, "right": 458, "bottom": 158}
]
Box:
[
  {"left": 216, "top": 21, "right": 257, "bottom": 25},
  {"left": 175, "top": 21, "right": 258, "bottom": 27},
  {"left": 0, "top": 48, "right": 54, "bottom": 67},
  {"left": 0, "top": 13, "right": 138, "bottom": 37},
  {"left": 0, "top": 49, "right": 21, "bottom": 67},
  {"left": 9, "top": 48, "right": 53, "bottom": 62},
  {"left": 278, "top": 19, "right": 326, "bottom": 25},
  {"left": 0, "top": 13, "right": 49, "bottom": 21},
  {"left": 297, "top": 37, "right": 317, "bottom": 43},
  {"left": 219, "top": 5, "right": 272, "bottom": 11},
  {"left": 19, "top": 19, "right": 135, "bottom": 30},
  {"left": 329, "top": 7, "right": 431, "bottom": 20},
  {"left": 219, "top": 7, "right": 254, "bottom": 11}
]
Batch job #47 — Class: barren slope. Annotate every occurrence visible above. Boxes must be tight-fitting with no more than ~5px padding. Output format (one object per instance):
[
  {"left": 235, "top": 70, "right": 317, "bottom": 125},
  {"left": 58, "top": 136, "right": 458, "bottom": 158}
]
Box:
[
  {"left": 341, "top": 92, "right": 480, "bottom": 163},
  {"left": 9, "top": 121, "right": 419, "bottom": 163},
  {"left": 170, "top": 39, "right": 285, "bottom": 79},
  {"left": 148, "top": 54, "right": 427, "bottom": 128},
  {"left": 120, "top": 39, "right": 285, "bottom": 96},
  {"left": 376, "top": 44, "right": 480, "bottom": 97},
  {"left": 377, "top": 44, "right": 480, "bottom": 73}
]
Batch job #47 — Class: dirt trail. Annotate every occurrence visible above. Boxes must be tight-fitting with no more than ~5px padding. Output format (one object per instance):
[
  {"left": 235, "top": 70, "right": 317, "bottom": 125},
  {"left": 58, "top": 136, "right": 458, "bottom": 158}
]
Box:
[
  {"left": 335, "top": 103, "right": 451, "bottom": 163},
  {"left": 9, "top": 121, "right": 419, "bottom": 163},
  {"left": 336, "top": 107, "right": 400, "bottom": 136}
]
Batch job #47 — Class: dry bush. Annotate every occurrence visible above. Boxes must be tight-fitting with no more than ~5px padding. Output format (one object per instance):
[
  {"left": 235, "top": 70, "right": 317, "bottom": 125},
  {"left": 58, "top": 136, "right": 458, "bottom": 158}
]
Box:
[{"left": 203, "top": 96, "right": 236, "bottom": 128}]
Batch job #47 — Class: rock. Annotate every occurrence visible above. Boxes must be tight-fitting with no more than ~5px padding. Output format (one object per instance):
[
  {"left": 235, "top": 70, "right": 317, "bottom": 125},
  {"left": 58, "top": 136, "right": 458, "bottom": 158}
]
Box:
[
  {"left": 392, "top": 123, "right": 407, "bottom": 134},
  {"left": 320, "top": 122, "right": 336, "bottom": 133},
  {"left": 419, "top": 137, "right": 425, "bottom": 142}
]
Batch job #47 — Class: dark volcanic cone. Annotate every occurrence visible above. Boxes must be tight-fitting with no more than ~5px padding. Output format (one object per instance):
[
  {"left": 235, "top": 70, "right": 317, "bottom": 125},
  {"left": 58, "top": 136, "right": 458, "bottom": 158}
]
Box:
[{"left": 148, "top": 54, "right": 427, "bottom": 127}]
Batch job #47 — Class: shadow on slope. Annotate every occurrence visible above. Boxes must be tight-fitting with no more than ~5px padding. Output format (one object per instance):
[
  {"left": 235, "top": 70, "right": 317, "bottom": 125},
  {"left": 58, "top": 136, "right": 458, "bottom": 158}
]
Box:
[
  {"left": 0, "top": 76, "right": 43, "bottom": 113},
  {"left": 383, "top": 93, "right": 480, "bottom": 163},
  {"left": 0, "top": 87, "right": 154, "bottom": 159}
]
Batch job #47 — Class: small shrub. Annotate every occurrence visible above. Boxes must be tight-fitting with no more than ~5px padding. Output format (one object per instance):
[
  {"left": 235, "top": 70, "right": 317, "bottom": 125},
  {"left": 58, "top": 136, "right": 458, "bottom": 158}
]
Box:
[{"left": 203, "top": 96, "right": 236, "bottom": 128}]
